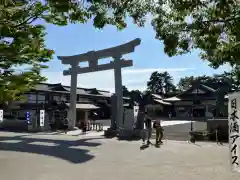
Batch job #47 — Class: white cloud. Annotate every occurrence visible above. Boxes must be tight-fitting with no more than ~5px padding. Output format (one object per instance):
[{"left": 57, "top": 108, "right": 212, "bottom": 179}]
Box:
[
  {"left": 122, "top": 68, "right": 195, "bottom": 74},
  {"left": 42, "top": 67, "right": 194, "bottom": 93}
]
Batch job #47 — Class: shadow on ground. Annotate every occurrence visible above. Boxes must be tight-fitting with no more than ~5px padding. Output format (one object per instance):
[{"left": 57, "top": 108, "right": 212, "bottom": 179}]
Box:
[{"left": 0, "top": 135, "right": 102, "bottom": 164}]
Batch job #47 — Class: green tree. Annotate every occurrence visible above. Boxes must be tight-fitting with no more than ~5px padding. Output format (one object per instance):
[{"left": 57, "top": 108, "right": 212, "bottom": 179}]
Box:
[
  {"left": 129, "top": 90, "right": 142, "bottom": 104},
  {"left": 152, "top": 0, "right": 240, "bottom": 69},
  {"left": 147, "top": 71, "right": 176, "bottom": 94},
  {"left": 1, "top": 1, "right": 54, "bottom": 106},
  {"left": 147, "top": 71, "right": 163, "bottom": 94},
  {"left": 160, "top": 71, "right": 176, "bottom": 94},
  {"left": 1, "top": 0, "right": 155, "bottom": 105},
  {"left": 177, "top": 76, "right": 195, "bottom": 91},
  {"left": 177, "top": 73, "right": 240, "bottom": 92},
  {"left": 122, "top": 85, "right": 130, "bottom": 97},
  {"left": 177, "top": 75, "right": 216, "bottom": 91}
]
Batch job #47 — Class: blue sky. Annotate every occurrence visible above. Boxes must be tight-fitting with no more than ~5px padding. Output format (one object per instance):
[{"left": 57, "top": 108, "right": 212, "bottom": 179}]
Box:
[{"left": 42, "top": 18, "right": 230, "bottom": 92}]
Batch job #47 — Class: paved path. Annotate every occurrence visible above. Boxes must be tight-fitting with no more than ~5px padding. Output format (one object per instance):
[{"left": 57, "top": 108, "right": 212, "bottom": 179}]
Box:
[
  {"left": 94, "top": 120, "right": 206, "bottom": 141},
  {"left": 35, "top": 120, "right": 206, "bottom": 141},
  {"left": 0, "top": 131, "right": 239, "bottom": 180}
]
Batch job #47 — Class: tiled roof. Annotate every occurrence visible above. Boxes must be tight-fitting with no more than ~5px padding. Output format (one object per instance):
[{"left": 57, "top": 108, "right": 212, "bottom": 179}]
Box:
[
  {"left": 177, "top": 83, "right": 216, "bottom": 97},
  {"left": 33, "top": 83, "right": 129, "bottom": 99},
  {"left": 33, "top": 83, "right": 110, "bottom": 97},
  {"left": 62, "top": 86, "right": 88, "bottom": 95},
  {"left": 154, "top": 99, "right": 171, "bottom": 105},
  {"left": 34, "top": 84, "right": 50, "bottom": 91},
  {"left": 199, "top": 84, "right": 216, "bottom": 92},
  {"left": 98, "top": 91, "right": 113, "bottom": 97},
  {"left": 66, "top": 103, "right": 99, "bottom": 110},
  {"left": 151, "top": 93, "right": 163, "bottom": 99},
  {"left": 163, "top": 96, "right": 181, "bottom": 101}
]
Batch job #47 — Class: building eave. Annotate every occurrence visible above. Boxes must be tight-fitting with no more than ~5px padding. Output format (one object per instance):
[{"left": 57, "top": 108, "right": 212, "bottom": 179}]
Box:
[{"left": 154, "top": 99, "right": 171, "bottom": 105}]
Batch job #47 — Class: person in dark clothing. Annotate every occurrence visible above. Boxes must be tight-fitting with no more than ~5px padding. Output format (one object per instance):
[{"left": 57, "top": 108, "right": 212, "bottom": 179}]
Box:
[
  {"left": 144, "top": 112, "right": 153, "bottom": 145},
  {"left": 63, "top": 118, "right": 69, "bottom": 134},
  {"left": 216, "top": 124, "right": 223, "bottom": 145},
  {"left": 212, "top": 109, "right": 216, "bottom": 119},
  {"left": 154, "top": 120, "right": 163, "bottom": 146},
  {"left": 80, "top": 121, "right": 87, "bottom": 134}
]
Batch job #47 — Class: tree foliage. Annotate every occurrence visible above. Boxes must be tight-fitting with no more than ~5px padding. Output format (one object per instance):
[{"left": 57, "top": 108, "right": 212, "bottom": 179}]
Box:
[
  {"left": 129, "top": 89, "right": 142, "bottom": 103},
  {"left": 0, "top": 0, "right": 155, "bottom": 104},
  {"left": 152, "top": 0, "right": 240, "bottom": 68},
  {"left": 122, "top": 85, "right": 130, "bottom": 97},
  {"left": 1, "top": 1, "right": 54, "bottom": 104},
  {"left": 2, "top": 0, "right": 240, "bottom": 105},
  {"left": 177, "top": 72, "right": 240, "bottom": 92},
  {"left": 147, "top": 71, "right": 176, "bottom": 94}
]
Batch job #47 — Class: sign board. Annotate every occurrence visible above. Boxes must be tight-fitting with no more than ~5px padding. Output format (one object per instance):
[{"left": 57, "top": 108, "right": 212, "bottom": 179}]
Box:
[
  {"left": 40, "top": 110, "right": 45, "bottom": 127},
  {"left": 26, "top": 111, "right": 31, "bottom": 124},
  {"left": 0, "top": 110, "right": 3, "bottom": 122},
  {"left": 228, "top": 92, "right": 240, "bottom": 172}
]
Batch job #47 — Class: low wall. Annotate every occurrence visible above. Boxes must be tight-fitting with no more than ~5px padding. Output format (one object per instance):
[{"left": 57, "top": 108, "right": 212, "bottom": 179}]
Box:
[
  {"left": 0, "top": 119, "right": 28, "bottom": 132},
  {"left": 207, "top": 119, "right": 228, "bottom": 142},
  {"left": 0, "top": 118, "right": 51, "bottom": 132}
]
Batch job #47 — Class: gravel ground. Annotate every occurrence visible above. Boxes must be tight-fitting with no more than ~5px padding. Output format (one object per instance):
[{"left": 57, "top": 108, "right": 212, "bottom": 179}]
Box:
[{"left": 0, "top": 131, "right": 239, "bottom": 180}]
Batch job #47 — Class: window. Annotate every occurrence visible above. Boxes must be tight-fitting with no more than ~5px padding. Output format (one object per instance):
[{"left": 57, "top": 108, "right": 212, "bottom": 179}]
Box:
[
  {"left": 37, "top": 94, "right": 46, "bottom": 104},
  {"left": 79, "top": 97, "right": 89, "bottom": 102},
  {"left": 193, "top": 99, "right": 201, "bottom": 105},
  {"left": 65, "top": 95, "right": 70, "bottom": 101},
  {"left": 24, "top": 94, "right": 37, "bottom": 103},
  {"left": 61, "top": 95, "right": 67, "bottom": 101},
  {"left": 53, "top": 95, "right": 61, "bottom": 102},
  {"left": 11, "top": 111, "right": 18, "bottom": 117}
]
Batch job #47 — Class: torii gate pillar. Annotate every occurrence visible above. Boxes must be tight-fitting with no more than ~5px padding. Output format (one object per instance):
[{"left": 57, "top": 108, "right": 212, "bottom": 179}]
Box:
[
  {"left": 114, "top": 55, "right": 124, "bottom": 129},
  {"left": 58, "top": 38, "right": 141, "bottom": 130},
  {"left": 69, "top": 62, "right": 78, "bottom": 129}
]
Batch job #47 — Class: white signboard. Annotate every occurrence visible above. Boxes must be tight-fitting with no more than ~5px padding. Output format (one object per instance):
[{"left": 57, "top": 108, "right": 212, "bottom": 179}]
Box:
[
  {"left": 0, "top": 110, "right": 3, "bottom": 122},
  {"left": 228, "top": 92, "right": 240, "bottom": 172},
  {"left": 40, "top": 110, "right": 45, "bottom": 127}
]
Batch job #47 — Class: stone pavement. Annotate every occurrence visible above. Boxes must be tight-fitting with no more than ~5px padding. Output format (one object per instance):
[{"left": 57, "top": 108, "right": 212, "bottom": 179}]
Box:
[{"left": 0, "top": 131, "right": 239, "bottom": 180}]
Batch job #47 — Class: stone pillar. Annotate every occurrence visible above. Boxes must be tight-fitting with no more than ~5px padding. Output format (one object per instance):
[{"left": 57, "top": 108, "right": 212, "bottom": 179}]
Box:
[
  {"left": 113, "top": 55, "right": 124, "bottom": 129},
  {"left": 69, "top": 63, "right": 78, "bottom": 129}
]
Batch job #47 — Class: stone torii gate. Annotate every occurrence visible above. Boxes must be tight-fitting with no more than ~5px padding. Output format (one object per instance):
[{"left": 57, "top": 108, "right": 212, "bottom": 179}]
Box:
[{"left": 57, "top": 38, "right": 141, "bottom": 129}]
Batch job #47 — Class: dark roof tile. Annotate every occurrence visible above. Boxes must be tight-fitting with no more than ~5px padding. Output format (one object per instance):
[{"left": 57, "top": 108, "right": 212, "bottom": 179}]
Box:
[{"left": 34, "top": 83, "right": 110, "bottom": 97}]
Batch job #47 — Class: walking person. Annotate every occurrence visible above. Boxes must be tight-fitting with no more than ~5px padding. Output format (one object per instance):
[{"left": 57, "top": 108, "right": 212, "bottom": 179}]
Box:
[
  {"left": 141, "top": 119, "right": 148, "bottom": 145},
  {"left": 141, "top": 111, "right": 152, "bottom": 146},
  {"left": 154, "top": 119, "right": 163, "bottom": 147},
  {"left": 168, "top": 112, "right": 172, "bottom": 119},
  {"left": 216, "top": 124, "right": 223, "bottom": 145},
  {"left": 144, "top": 111, "right": 153, "bottom": 145},
  {"left": 80, "top": 120, "right": 87, "bottom": 134},
  {"left": 212, "top": 109, "right": 216, "bottom": 119},
  {"left": 63, "top": 118, "right": 69, "bottom": 134}
]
